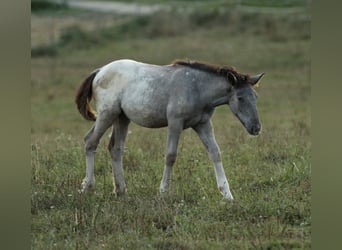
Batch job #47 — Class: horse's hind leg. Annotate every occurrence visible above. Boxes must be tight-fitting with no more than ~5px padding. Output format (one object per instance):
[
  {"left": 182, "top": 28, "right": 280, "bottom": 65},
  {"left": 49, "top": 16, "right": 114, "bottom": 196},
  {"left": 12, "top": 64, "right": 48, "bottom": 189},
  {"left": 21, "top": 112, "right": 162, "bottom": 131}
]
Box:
[
  {"left": 108, "top": 114, "right": 130, "bottom": 196},
  {"left": 81, "top": 113, "right": 114, "bottom": 193}
]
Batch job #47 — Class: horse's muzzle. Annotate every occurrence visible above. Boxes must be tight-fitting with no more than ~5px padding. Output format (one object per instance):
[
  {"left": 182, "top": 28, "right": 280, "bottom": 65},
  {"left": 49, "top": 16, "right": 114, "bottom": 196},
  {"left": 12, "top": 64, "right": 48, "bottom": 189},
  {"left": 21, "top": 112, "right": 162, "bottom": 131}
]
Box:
[{"left": 249, "top": 123, "right": 261, "bottom": 136}]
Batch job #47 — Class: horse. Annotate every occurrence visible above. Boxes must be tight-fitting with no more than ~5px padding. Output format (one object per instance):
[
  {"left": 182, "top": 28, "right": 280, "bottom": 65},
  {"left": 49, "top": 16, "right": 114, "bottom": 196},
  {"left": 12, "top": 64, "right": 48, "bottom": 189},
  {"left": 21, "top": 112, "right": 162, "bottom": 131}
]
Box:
[{"left": 75, "top": 59, "right": 264, "bottom": 200}]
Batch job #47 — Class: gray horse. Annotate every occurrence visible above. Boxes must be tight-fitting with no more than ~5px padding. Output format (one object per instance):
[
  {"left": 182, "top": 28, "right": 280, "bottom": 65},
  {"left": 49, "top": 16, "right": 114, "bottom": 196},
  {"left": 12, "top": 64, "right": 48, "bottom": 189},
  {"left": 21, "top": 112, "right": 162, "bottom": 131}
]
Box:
[{"left": 75, "top": 59, "right": 264, "bottom": 200}]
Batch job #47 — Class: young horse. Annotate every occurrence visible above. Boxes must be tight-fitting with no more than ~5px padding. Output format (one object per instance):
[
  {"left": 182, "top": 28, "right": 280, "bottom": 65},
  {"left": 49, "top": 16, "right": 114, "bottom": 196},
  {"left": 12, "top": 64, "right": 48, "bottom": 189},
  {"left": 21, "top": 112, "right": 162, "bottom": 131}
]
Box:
[{"left": 75, "top": 59, "right": 264, "bottom": 200}]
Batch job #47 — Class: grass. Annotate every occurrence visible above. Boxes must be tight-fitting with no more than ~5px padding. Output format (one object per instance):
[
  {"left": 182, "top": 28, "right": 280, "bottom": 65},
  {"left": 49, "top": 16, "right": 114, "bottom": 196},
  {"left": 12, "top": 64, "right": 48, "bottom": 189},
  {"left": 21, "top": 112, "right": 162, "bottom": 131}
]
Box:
[{"left": 31, "top": 3, "right": 311, "bottom": 249}]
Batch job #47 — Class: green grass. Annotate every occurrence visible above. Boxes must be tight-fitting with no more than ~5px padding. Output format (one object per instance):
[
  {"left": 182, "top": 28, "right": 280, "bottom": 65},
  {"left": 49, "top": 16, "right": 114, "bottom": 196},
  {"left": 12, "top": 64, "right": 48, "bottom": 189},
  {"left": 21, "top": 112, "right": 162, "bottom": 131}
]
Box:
[{"left": 31, "top": 4, "right": 311, "bottom": 249}]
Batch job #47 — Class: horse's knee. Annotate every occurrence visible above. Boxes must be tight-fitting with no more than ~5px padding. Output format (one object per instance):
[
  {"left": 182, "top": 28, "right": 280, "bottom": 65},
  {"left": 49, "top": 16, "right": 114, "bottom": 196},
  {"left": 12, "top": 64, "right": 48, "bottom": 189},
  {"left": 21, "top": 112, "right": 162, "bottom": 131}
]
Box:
[
  {"left": 166, "top": 152, "right": 177, "bottom": 166},
  {"left": 110, "top": 146, "right": 124, "bottom": 160},
  {"left": 85, "top": 139, "right": 98, "bottom": 154},
  {"left": 209, "top": 148, "right": 221, "bottom": 163}
]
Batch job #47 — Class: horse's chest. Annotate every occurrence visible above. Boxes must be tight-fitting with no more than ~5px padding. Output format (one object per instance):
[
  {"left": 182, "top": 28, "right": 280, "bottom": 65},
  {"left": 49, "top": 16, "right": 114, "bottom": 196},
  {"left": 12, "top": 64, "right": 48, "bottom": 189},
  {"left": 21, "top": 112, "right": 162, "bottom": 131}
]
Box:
[{"left": 183, "top": 110, "right": 213, "bottom": 128}]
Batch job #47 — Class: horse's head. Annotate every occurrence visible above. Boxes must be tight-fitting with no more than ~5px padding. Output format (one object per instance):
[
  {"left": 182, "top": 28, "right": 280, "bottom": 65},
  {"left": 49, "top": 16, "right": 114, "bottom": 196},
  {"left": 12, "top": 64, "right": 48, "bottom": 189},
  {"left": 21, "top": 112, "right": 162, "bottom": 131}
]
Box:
[{"left": 228, "top": 73, "right": 264, "bottom": 136}]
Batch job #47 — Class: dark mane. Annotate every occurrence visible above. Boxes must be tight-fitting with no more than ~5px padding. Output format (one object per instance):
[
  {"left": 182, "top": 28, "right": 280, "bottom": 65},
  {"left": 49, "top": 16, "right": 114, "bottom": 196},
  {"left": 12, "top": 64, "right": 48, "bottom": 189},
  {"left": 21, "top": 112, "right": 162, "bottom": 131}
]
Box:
[{"left": 172, "top": 59, "right": 252, "bottom": 85}]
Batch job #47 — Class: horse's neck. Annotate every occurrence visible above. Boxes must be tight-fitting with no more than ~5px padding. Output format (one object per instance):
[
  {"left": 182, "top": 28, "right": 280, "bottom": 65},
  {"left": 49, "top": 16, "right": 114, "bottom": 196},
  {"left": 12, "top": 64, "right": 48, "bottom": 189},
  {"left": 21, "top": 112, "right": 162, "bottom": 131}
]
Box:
[
  {"left": 203, "top": 77, "right": 231, "bottom": 108},
  {"left": 211, "top": 95, "right": 230, "bottom": 107}
]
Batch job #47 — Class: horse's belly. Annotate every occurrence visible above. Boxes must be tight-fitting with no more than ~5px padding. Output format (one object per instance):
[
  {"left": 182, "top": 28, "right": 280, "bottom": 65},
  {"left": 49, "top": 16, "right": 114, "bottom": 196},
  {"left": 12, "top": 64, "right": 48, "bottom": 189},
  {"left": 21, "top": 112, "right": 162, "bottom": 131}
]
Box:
[{"left": 122, "top": 104, "right": 168, "bottom": 128}]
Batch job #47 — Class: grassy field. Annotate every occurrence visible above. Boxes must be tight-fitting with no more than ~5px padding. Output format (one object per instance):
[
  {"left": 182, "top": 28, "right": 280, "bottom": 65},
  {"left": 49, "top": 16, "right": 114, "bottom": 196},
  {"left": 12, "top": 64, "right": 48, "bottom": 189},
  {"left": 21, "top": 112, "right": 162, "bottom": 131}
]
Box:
[{"left": 31, "top": 2, "right": 311, "bottom": 249}]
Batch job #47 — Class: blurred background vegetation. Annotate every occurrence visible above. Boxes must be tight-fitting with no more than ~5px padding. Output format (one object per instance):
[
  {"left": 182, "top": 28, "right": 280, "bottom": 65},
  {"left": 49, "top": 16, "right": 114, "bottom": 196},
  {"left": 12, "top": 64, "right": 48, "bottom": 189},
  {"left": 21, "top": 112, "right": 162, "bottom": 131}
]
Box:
[{"left": 32, "top": 0, "right": 310, "bottom": 56}]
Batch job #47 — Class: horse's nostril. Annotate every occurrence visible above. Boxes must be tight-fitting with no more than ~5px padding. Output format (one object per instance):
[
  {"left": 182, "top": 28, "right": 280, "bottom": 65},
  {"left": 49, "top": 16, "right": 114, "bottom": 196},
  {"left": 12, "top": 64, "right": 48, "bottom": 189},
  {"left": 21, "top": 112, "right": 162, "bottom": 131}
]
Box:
[{"left": 252, "top": 124, "right": 261, "bottom": 135}]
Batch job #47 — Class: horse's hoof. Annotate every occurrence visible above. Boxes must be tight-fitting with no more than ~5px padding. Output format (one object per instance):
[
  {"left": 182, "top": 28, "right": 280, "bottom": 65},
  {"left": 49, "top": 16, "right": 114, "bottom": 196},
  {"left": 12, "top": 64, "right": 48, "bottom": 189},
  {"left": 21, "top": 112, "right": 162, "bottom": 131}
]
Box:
[
  {"left": 80, "top": 179, "right": 95, "bottom": 193},
  {"left": 223, "top": 194, "right": 234, "bottom": 200},
  {"left": 159, "top": 184, "right": 170, "bottom": 194},
  {"left": 113, "top": 187, "right": 127, "bottom": 197}
]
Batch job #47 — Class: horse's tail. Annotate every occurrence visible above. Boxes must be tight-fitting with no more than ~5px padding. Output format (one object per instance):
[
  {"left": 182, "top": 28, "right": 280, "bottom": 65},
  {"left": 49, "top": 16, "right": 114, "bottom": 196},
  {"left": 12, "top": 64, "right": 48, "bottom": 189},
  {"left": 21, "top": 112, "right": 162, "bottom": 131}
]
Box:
[{"left": 75, "top": 69, "right": 99, "bottom": 121}]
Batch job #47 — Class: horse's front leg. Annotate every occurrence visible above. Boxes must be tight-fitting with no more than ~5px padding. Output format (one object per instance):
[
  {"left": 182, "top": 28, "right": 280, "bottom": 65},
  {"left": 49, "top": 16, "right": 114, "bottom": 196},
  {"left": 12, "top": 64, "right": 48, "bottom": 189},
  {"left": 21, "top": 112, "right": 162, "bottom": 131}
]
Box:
[
  {"left": 193, "top": 120, "right": 234, "bottom": 200},
  {"left": 160, "top": 121, "right": 183, "bottom": 194}
]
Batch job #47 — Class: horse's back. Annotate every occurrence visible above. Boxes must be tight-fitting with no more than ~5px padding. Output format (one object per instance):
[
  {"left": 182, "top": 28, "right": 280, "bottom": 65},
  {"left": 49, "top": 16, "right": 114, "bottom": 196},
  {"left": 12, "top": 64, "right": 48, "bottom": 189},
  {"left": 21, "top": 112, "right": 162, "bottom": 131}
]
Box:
[
  {"left": 94, "top": 59, "right": 168, "bottom": 88},
  {"left": 94, "top": 59, "right": 144, "bottom": 86},
  {"left": 92, "top": 59, "right": 173, "bottom": 127}
]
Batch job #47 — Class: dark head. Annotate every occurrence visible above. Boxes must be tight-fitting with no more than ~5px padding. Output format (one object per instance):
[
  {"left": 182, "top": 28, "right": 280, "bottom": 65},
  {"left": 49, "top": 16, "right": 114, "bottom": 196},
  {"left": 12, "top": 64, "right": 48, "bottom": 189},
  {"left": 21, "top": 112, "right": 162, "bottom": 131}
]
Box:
[{"left": 227, "top": 73, "right": 264, "bottom": 136}]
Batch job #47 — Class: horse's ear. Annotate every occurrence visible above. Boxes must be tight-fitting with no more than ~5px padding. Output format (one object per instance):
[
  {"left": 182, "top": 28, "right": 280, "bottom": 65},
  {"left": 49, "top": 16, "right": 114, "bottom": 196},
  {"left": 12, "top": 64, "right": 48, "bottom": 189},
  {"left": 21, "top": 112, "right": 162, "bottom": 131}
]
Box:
[
  {"left": 250, "top": 73, "right": 265, "bottom": 86},
  {"left": 227, "top": 72, "right": 238, "bottom": 86}
]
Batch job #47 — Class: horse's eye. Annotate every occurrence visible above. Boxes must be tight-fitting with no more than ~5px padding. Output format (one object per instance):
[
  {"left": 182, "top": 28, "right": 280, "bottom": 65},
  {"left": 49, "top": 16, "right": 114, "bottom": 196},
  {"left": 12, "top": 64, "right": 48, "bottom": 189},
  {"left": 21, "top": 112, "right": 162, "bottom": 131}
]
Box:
[{"left": 238, "top": 97, "right": 244, "bottom": 102}]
